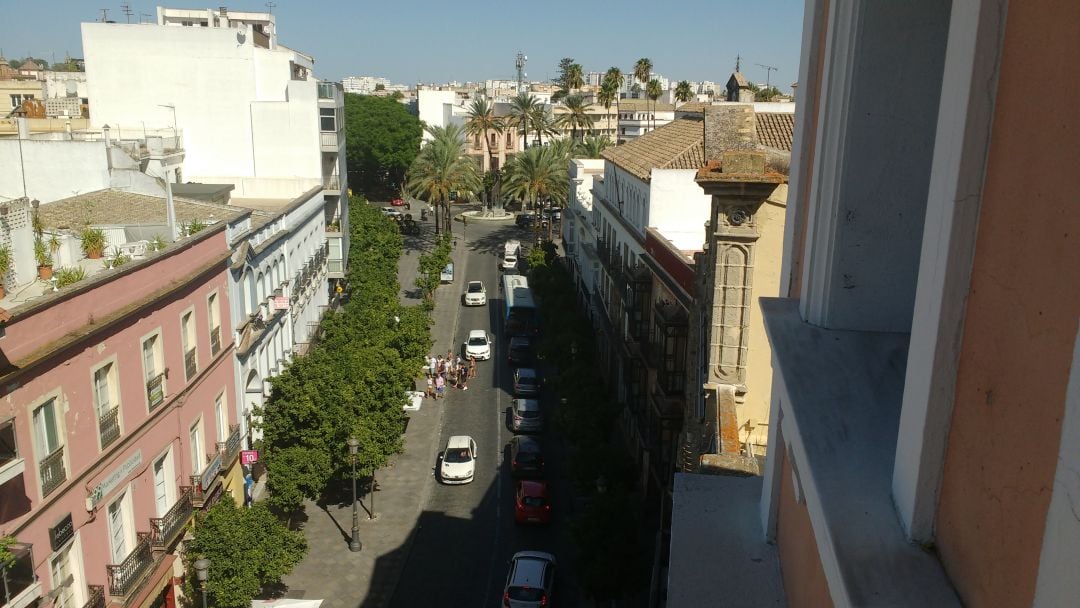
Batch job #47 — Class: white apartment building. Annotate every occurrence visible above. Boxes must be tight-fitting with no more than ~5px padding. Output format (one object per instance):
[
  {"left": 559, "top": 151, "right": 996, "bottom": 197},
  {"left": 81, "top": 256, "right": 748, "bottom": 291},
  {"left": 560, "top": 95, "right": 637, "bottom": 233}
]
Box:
[
  {"left": 563, "top": 158, "right": 604, "bottom": 302},
  {"left": 81, "top": 5, "right": 348, "bottom": 446},
  {"left": 417, "top": 89, "right": 468, "bottom": 142},
  {"left": 342, "top": 75, "right": 391, "bottom": 95},
  {"left": 616, "top": 98, "right": 675, "bottom": 144}
]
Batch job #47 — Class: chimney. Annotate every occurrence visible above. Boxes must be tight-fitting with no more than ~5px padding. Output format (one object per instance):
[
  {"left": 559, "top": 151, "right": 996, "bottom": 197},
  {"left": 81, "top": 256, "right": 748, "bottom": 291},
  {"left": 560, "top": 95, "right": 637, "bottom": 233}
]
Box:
[
  {"left": 16, "top": 117, "right": 29, "bottom": 139},
  {"left": 703, "top": 105, "right": 757, "bottom": 162}
]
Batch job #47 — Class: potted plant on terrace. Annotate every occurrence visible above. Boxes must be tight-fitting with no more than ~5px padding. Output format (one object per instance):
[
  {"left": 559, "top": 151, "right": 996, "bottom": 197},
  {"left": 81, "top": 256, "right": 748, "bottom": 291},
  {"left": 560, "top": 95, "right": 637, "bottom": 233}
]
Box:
[
  {"left": 80, "top": 227, "right": 106, "bottom": 259},
  {"left": 0, "top": 244, "right": 11, "bottom": 299},
  {"left": 34, "top": 236, "right": 53, "bottom": 280}
]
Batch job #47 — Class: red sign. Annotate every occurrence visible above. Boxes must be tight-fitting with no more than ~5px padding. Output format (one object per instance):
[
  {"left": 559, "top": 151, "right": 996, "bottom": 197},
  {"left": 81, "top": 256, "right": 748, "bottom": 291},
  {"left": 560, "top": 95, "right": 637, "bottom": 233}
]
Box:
[
  {"left": 271, "top": 296, "right": 289, "bottom": 311},
  {"left": 241, "top": 450, "right": 259, "bottom": 465}
]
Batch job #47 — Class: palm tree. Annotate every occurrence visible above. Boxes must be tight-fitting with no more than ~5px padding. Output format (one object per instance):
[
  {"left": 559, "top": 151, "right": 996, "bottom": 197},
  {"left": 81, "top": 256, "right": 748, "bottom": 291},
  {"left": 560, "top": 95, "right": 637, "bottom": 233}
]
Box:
[
  {"left": 405, "top": 124, "right": 480, "bottom": 235},
  {"left": 597, "top": 80, "right": 617, "bottom": 141},
  {"left": 674, "top": 80, "right": 693, "bottom": 104},
  {"left": 558, "top": 94, "right": 594, "bottom": 142},
  {"left": 646, "top": 78, "right": 662, "bottom": 132},
  {"left": 633, "top": 58, "right": 653, "bottom": 99},
  {"left": 464, "top": 97, "right": 504, "bottom": 176},
  {"left": 566, "top": 63, "right": 584, "bottom": 93},
  {"left": 528, "top": 104, "right": 557, "bottom": 148},
  {"left": 578, "top": 134, "right": 612, "bottom": 159},
  {"left": 509, "top": 93, "right": 539, "bottom": 150},
  {"left": 503, "top": 145, "right": 569, "bottom": 241},
  {"left": 604, "top": 67, "right": 625, "bottom": 145}
]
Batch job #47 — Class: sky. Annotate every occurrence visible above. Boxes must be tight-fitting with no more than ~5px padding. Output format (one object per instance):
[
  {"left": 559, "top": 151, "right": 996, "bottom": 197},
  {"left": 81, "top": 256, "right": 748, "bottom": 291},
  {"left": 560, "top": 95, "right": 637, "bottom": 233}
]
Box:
[{"left": 0, "top": 0, "right": 805, "bottom": 91}]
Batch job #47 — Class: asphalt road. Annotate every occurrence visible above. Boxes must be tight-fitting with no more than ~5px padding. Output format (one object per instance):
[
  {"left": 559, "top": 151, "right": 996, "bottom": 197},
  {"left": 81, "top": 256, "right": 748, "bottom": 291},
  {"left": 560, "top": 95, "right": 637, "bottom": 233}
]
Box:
[{"left": 389, "top": 215, "right": 581, "bottom": 607}]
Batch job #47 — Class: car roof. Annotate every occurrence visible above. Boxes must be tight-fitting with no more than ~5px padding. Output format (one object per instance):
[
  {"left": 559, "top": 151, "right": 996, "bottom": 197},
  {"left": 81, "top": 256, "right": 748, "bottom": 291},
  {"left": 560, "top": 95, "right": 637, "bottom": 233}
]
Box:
[
  {"left": 509, "top": 336, "right": 531, "bottom": 346},
  {"left": 513, "top": 399, "right": 541, "bottom": 411},
  {"left": 518, "top": 479, "right": 549, "bottom": 495},
  {"left": 447, "top": 435, "right": 473, "bottom": 449},
  {"left": 513, "top": 436, "right": 541, "bottom": 451},
  {"left": 468, "top": 280, "right": 483, "bottom": 288},
  {"left": 468, "top": 329, "right": 488, "bottom": 338},
  {"left": 515, "top": 367, "right": 538, "bottom": 378}
]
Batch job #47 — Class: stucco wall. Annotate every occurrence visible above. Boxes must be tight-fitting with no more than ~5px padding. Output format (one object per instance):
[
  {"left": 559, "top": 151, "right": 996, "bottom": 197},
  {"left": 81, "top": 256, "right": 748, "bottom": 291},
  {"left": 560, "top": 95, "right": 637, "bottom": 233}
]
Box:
[
  {"left": 648, "top": 169, "right": 710, "bottom": 252},
  {"left": 934, "top": 2, "right": 1080, "bottom": 605},
  {"left": 777, "top": 433, "right": 834, "bottom": 608},
  {"left": 0, "top": 139, "right": 108, "bottom": 203}
]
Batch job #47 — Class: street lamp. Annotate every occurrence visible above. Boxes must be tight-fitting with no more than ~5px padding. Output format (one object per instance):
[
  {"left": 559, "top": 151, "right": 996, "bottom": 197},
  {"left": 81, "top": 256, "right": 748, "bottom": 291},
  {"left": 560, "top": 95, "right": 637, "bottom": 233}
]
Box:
[
  {"left": 193, "top": 558, "right": 210, "bottom": 608},
  {"left": 347, "top": 437, "right": 362, "bottom": 552}
]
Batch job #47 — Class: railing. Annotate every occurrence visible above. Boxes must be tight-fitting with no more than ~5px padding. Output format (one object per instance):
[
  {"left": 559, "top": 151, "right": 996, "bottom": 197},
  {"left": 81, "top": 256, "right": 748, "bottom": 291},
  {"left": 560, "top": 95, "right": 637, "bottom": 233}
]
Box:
[
  {"left": 0, "top": 543, "right": 36, "bottom": 607},
  {"left": 82, "top": 585, "right": 105, "bottom": 608},
  {"left": 146, "top": 373, "right": 165, "bottom": 410},
  {"left": 106, "top": 533, "right": 154, "bottom": 598},
  {"left": 224, "top": 424, "right": 242, "bottom": 464},
  {"left": 184, "top": 348, "right": 197, "bottom": 380},
  {"left": 98, "top": 406, "right": 121, "bottom": 448},
  {"left": 149, "top": 487, "right": 193, "bottom": 550},
  {"left": 328, "top": 259, "right": 344, "bottom": 273},
  {"left": 323, "top": 174, "right": 341, "bottom": 191},
  {"left": 210, "top": 327, "right": 221, "bottom": 356},
  {"left": 189, "top": 475, "right": 205, "bottom": 507},
  {"left": 317, "top": 82, "right": 339, "bottom": 99},
  {"left": 319, "top": 132, "right": 339, "bottom": 150},
  {"left": 39, "top": 447, "right": 66, "bottom": 497}
]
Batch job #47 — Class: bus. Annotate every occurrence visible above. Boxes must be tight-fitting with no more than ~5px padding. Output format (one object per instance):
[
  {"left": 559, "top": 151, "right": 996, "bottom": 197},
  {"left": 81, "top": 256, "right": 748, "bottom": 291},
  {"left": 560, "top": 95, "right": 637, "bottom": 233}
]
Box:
[{"left": 502, "top": 274, "right": 538, "bottom": 336}]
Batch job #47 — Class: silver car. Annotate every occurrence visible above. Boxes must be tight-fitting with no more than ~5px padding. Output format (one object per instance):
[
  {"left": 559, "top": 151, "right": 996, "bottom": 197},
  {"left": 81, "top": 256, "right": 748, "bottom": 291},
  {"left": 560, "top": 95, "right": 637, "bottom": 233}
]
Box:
[{"left": 510, "top": 399, "right": 543, "bottom": 433}]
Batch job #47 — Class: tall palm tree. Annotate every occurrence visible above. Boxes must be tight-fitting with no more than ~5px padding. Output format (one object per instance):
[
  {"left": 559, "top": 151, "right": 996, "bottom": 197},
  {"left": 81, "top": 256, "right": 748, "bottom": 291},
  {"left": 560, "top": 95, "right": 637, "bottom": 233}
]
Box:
[
  {"left": 503, "top": 144, "right": 569, "bottom": 240},
  {"left": 633, "top": 58, "right": 653, "bottom": 99},
  {"left": 674, "top": 80, "right": 693, "bottom": 104},
  {"left": 528, "top": 104, "right": 557, "bottom": 148},
  {"left": 597, "top": 80, "right": 617, "bottom": 141},
  {"left": 566, "top": 63, "right": 585, "bottom": 93},
  {"left": 578, "top": 134, "right": 612, "bottom": 159},
  {"left": 558, "top": 94, "right": 594, "bottom": 142},
  {"left": 646, "top": 78, "right": 662, "bottom": 132},
  {"left": 405, "top": 123, "right": 479, "bottom": 235},
  {"left": 464, "top": 97, "right": 504, "bottom": 176},
  {"left": 509, "top": 93, "right": 539, "bottom": 150},
  {"left": 604, "top": 67, "right": 625, "bottom": 145}
]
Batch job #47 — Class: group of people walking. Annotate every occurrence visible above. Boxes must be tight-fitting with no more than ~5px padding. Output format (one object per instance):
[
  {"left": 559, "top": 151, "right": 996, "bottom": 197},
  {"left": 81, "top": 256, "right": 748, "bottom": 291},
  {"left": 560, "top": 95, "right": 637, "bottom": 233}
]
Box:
[{"left": 425, "top": 351, "right": 477, "bottom": 399}]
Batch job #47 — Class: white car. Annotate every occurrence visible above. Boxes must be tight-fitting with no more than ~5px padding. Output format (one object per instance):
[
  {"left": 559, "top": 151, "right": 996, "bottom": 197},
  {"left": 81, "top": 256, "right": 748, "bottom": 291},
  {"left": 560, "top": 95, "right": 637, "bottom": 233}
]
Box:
[
  {"left": 381, "top": 207, "right": 402, "bottom": 217},
  {"left": 501, "top": 253, "right": 518, "bottom": 271},
  {"left": 463, "top": 281, "right": 487, "bottom": 306},
  {"left": 440, "top": 435, "right": 477, "bottom": 484},
  {"left": 464, "top": 329, "right": 492, "bottom": 360}
]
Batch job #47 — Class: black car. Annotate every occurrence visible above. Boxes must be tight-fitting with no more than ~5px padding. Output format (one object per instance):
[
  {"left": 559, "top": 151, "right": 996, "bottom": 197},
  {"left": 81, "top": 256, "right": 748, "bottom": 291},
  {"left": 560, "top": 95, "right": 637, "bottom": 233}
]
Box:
[
  {"left": 509, "top": 436, "right": 545, "bottom": 478},
  {"left": 516, "top": 213, "right": 535, "bottom": 228},
  {"left": 507, "top": 336, "right": 534, "bottom": 366}
]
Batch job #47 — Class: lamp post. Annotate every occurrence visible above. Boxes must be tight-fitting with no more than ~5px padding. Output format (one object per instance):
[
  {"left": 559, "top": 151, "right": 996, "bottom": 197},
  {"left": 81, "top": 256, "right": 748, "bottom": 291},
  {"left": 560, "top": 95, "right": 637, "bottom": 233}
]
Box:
[
  {"left": 368, "top": 468, "right": 376, "bottom": 520},
  {"left": 347, "top": 437, "right": 362, "bottom": 552},
  {"left": 193, "top": 558, "right": 210, "bottom": 608}
]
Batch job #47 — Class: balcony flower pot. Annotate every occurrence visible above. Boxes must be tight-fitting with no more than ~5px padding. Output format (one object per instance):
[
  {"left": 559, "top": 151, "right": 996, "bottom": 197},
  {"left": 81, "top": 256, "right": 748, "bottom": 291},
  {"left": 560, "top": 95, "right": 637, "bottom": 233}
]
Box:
[
  {"left": 38, "top": 264, "right": 53, "bottom": 280},
  {"left": 80, "top": 227, "right": 106, "bottom": 260}
]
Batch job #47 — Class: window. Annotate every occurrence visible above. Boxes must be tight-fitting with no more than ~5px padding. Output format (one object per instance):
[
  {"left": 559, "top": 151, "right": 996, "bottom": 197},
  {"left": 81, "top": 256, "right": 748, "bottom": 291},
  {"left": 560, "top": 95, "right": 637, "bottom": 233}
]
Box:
[
  {"left": 50, "top": 543, "right": 84, "bottom": 608},
  {"left": 320, "top": 107, "right": 336, "bottom": 132},
  {"left": 93, "top": 362, "right": 121, "bottom": 448},
  {"left": 215, "top": 393, "right": 228, "bottom": 443},
  {"left": 152, "top": 450, "right": 175, "bottom": 517},
  {"left": 208, "top": 292, "right": 222, "bottom": 355},
  {"left": 189, "top": 420, "right": 204, "bottom": 475},
  {"left": 34, "top": 398, "right": 66, "bottom": 495},
  {"left": 182, "top": 311, "right": 197, "bottom": 380},
  {"left": 10, "top": 94, "right": 21, "bottom": 109},
  {"left": 142, "top": 333, "right": 165, "bottom": 409},
  {"left": 507, "top": 132, "right": 513, "bottom": 147},
  {"left": 107, "top": 491, "right": 134, "bottom": 564}
]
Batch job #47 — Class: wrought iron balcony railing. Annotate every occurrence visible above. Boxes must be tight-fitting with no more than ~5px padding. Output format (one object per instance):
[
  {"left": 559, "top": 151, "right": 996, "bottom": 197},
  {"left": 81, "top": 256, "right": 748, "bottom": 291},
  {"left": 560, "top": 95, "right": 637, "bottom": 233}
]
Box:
[
  {"left": 149, "top": 487, "right": 193, "bottom": 550},
  {"left": 98, "top": 406, "right": 121, "bottom": 449},
  {"left": 184, "top": 348, "right": 197, "bottom": 380},
  {"left": 146, "top": 373, "right": 165, "bottom": 410},
  {"left": 39, "top": 447, "right": 66, "bottom": 497},
  {"left": 82, "top": 585, "right": 105, "bottom": 608},
  {"left": 216, "top": 424, "right": 242, "bottom": 466},
  {"left": 106, "top": 533, "right": 154, "bottom": 598}
]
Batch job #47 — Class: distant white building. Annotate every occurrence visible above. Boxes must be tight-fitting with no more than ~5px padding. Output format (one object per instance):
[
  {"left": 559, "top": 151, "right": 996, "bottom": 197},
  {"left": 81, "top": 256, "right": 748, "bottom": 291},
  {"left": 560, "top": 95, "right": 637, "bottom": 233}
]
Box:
[
  {"left": 416, "top": 89, "right": 468, "bottom": 142},
  {"left": 343, "top": 75, "right": 391, "bottom": 95}
]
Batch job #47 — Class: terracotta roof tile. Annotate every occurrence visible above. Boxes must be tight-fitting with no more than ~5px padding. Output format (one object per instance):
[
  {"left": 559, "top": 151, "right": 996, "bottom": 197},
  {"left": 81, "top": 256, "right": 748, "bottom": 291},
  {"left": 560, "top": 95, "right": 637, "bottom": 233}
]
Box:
[
  {"left": 755, "top": 113, "right": 795, "bottom": 151},
  {"left": 601, "top": 115, "right": 705, "bottom": 181},
  {"left": 39, "top": 189, "right": 245, "bottom": 230}
]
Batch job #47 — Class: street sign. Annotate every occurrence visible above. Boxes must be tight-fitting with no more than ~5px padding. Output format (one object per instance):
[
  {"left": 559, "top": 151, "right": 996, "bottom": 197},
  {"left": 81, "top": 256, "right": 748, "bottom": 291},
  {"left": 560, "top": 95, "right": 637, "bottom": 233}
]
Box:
[
  {"left": 241, "top": 450, "right": 259, "bottom": 465},
  {"left": 272, "top": 296, "right": 289, "bottom": 310}
]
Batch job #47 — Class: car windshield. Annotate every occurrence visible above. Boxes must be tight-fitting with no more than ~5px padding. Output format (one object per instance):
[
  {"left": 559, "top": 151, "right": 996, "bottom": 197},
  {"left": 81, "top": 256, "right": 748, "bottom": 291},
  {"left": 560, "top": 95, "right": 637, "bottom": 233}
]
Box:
[
  {"left": 509, "top": 587, "right": 544, "bottom": 601},
  {"left": 468, "top": 337, "right": 488, "bottom": 346},
  {"left": 468, "top": 283, "right": 483, "bottom": 293},
  {"left": 444, "top": 448, "right": 472, "bottom": 463},
  {"left": 522, "top": 496, "right": 546, "bottom": 507},
  {"left": 516, "top": 451, "right": 540, "bottom": 464},
  {"left": 517, "top": 376, "right": 537, "bottom": 386},
  {"left": 518, "top": 409, "right": 540, "bottom": 418}
]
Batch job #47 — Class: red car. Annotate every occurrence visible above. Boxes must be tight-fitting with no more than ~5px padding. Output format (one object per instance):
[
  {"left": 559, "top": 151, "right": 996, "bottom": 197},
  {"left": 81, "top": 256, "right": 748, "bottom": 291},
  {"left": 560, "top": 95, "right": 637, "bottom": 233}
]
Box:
[
  {"left": 390, "top": 198, "right": 407, "bottom": 207},
  {"left": 514, "top": 480, "right": 551, "bottom": 525}
]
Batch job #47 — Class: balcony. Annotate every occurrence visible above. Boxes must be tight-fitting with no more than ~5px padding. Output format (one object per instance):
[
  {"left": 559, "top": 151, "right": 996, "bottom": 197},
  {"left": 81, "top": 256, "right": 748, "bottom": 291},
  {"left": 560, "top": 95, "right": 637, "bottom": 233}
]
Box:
[
  {"left": 0, "top": 418, "right": 24, "bottom": 486},
  {"left": 145, "top": 374, "right": 165, "bottom": 410},
  {"left": 184, "top": 348, "right": 197, "bottom": 380},
  {"left": 216, "top": 424, "right": 242, "bottom": 467},
  {"left": 106, "top": 533, "right": 155, "bottom": 600},
  {"left": 210, "top": 326, "right": 222, "bottom": 356},
  {"left": 82, "top": 585, "right": 105, "bottom": 608},
  {"left": 149, "top": 487, "right": 193, "bottom": 550},
  {"left": 320, "top": 131, "right": 340, "bottom": 152},
  {"left": 39, "top": 447, "right": 66, "bottom": 497},
  {"left": 317, "top": 82, "right": 341, "bottom": 100},
  {"left": 0, "top": 543, "right": 40, "bottom": 608},
  {"left": 188, "top": 474, "right": 223, "bottom": 511},
  {"left": 323, "top": 174, "right": 341, "bottom": 194},
  {"left": 98, "top": 406, "right": 121, "bottom": 449}
]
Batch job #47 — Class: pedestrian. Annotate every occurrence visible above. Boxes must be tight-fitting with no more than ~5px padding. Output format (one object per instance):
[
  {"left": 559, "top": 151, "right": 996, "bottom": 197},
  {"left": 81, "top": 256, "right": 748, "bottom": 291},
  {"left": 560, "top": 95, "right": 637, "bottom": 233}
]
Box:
[
  {"left": 461, "top": 372, "right": 469, "bottom": 391},
  {"left": 435, "top": 374, "right": 445, "bottom": 399},
  {"left": 437, "top": 356, "right": 445, "bottom": 376},
  {"left": 428, "top": 355, "right": 437, "bottom": 376},
  {"left": 469, "top": 355, "right": 477, "bottom": 378},
  {"left": 446, "top": 348, "right": 454, "bottom": 362},
  {"left": 425, "top": 374, "right": 434, "bottom": 399}
]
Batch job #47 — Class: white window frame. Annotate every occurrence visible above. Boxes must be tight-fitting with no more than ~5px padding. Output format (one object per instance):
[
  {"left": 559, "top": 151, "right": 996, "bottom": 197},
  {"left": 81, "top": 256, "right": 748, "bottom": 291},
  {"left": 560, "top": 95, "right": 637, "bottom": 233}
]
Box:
[
  {"left": 207, "top": 290, "right": 222, "bottom": 353},
  {"left": 189, "top": 418, "right": 204, "bottom": 475},
  {"left": 106, "top": 487, "right": 135, "bottom": 564},
  {"left": 215, "top": 392, "right": 229, "bottom": 443},
  {"left": 49, "top": 533, "right": 86, "bottom": 608},
  {"left": 180, "top": 307, "right": 198, "bottom": 380},
  {"left": 152, "top": 447, "right": 177, "bottom": 517}
]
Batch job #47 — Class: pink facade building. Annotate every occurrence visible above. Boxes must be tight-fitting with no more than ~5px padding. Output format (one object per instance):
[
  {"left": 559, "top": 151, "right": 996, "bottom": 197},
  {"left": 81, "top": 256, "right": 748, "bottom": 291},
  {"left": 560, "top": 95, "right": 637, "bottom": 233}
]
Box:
[{"left": 0, "top": 191, "right": 248, "bottom": 608}]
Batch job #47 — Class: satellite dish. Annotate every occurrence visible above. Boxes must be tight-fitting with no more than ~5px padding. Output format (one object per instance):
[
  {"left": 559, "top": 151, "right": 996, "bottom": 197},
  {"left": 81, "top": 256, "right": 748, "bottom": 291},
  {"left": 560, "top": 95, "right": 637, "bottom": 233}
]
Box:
[{"left": 236, "top": 30, "right": 246, "bottom": 44}]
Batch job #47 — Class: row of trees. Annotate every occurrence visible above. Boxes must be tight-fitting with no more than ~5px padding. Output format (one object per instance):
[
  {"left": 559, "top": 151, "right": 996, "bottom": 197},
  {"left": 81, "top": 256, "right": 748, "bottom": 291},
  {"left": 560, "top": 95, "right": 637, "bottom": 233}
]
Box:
[
  {"left": 344, "top": 94, "right": 424, "bottom": 199},
  {"left": 259, "top": 197, "right": 433, "bottom": 517}
]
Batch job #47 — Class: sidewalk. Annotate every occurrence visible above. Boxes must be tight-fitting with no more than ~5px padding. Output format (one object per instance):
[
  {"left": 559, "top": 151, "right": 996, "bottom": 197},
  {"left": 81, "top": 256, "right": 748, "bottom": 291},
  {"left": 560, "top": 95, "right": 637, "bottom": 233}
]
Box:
[{"left": 279, "top": 222, "right": 467, "bottom": 608}]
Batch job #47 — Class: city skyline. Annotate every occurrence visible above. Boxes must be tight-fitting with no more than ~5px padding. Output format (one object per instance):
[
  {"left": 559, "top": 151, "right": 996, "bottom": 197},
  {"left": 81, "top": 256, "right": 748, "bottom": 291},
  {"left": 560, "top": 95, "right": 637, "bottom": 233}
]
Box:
[{"left": 0, "top": 0, "right": 804, "bottom": 91}]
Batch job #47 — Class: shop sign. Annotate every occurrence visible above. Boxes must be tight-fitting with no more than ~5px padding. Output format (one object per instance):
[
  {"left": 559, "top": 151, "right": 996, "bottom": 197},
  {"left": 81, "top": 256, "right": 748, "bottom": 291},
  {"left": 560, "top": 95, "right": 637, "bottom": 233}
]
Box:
[
  {"left": 49, "top": 513, "right": 74, "bottom": 551},
  {"left": 88, "top": 450, "right": 143, "bottom": 508},
  {"left": 201, "top": 453, "right": 222, "bottom": 490}
]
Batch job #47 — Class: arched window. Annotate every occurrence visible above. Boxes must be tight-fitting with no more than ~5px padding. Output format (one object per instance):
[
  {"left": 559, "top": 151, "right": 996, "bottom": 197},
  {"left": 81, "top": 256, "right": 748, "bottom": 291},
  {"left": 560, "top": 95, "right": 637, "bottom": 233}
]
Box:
[
  {"left": 244, "top": 271, "right": 256, "bottom": 315},
  {"left": 256, "top": 272, "right": 265, "bottom": 302},
  {"left": 490, "top": 133, "right": 497, "bottom": 148},
  {"left": 507, "top": 132, "right": 513, "bottom": 147}
]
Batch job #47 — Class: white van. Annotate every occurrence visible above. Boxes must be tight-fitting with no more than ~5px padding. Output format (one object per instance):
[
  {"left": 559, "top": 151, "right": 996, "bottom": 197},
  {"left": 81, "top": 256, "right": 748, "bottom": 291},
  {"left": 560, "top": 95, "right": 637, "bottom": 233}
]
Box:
[{"left": 502, "top": 240, "right": 521, "bottom": 271}]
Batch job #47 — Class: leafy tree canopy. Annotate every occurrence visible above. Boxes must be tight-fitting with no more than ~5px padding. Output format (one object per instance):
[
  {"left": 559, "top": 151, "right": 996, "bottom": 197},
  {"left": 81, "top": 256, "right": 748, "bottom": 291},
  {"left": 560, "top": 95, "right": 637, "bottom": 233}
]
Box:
[{"left": 344, "top": 94, "right": 423, "bottom": 199}]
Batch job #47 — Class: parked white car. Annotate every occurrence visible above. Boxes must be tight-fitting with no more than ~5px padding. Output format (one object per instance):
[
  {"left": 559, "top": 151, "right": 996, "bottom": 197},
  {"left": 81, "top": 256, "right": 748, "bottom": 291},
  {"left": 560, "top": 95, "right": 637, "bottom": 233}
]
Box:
[
  {"left": 463, "top": 281, "right": 487, "bottom": 306},
  {"left": 440, "top": 435, "right": 477, "bottom": 484},
  {"left": 464, "top": 329, "right": 493, "bottom": 360}
]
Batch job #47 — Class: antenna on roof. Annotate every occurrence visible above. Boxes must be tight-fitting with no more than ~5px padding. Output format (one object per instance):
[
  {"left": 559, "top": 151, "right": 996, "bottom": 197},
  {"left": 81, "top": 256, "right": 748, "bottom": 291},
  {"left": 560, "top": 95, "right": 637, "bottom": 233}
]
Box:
[
  {"left": 140, "top": 12, "right": 154, "bottom": 23},
  {"left": 735, "top": 54, "right": 741, "bottom": 72},
  {"left": 99, "top": 8, "right": 109, "bottom": 22},
  {"left": 755, "top": 63, "right": 778, "bottom": 92},
  {"left": 266, "top": 1, "right": 276, "bottom": 13},
  {"left": 120, "top": 2, "right": 133, "bottom": 23}
]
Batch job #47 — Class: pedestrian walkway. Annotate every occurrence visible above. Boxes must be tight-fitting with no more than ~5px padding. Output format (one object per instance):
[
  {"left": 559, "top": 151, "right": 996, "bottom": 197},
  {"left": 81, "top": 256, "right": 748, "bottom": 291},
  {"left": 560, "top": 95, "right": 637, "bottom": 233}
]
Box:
[{"left": 280, "top": 222, "right": 468, "bottom": 608}]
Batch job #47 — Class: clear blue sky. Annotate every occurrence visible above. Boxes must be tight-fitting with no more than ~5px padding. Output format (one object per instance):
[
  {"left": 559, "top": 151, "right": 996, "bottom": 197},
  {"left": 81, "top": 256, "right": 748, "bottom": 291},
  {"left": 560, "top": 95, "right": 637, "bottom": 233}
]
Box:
[{"left": 0, "top": 0, "right": 805, "bottom": 91}]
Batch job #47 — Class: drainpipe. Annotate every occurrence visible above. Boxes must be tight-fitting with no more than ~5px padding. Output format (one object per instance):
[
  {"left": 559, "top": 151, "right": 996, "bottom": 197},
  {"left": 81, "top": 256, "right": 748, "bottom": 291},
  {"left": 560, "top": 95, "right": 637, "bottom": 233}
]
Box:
[
  {"left": 165, "top": 165, "right": 178, "bottom": 241},
  {"left": 102, "top": 124, "right": 113, "bottom": 172}
]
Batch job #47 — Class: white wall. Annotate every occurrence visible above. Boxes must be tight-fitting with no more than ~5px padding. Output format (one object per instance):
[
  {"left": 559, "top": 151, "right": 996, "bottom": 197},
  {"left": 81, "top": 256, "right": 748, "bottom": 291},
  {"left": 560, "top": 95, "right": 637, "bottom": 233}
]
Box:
[
  {"left": 417, "top": 90, "right": 458, "bottom": 141},
  {"left": 649, "top": 169, "right": 711, "bottom": 251},
  {"left": 0, "top": 140, "right": 108, "bottom": 203}
]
